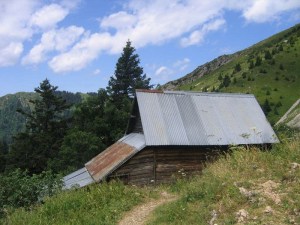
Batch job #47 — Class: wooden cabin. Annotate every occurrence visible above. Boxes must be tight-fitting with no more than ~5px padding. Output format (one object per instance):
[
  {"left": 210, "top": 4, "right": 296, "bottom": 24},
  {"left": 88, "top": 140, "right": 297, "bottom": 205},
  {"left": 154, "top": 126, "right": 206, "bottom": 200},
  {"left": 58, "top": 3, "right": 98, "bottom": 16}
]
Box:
[{"left": 64, "top": 90, "right": 279, "bottom": 188}]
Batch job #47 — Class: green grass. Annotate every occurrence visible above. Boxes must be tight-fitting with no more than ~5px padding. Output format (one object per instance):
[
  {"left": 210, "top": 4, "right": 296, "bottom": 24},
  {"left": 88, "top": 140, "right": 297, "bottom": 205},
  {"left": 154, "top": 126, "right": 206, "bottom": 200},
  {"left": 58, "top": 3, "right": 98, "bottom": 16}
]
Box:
[
  {"left": 147, "top": 133, "right": 300, "bottom": 225},
  {"left": 2, "top": 181, "right": 157, "bottom": 225},
  {"left": 177, "top": 24, "right": 300, "bottom": 124}
]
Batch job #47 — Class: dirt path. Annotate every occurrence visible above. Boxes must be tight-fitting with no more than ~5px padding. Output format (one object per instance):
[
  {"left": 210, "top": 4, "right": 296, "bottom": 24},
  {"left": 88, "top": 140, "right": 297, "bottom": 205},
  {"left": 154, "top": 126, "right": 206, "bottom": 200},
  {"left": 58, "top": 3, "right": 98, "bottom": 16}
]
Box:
[{"left": 118, "top": 191, "right": 178, "bottom": 225}]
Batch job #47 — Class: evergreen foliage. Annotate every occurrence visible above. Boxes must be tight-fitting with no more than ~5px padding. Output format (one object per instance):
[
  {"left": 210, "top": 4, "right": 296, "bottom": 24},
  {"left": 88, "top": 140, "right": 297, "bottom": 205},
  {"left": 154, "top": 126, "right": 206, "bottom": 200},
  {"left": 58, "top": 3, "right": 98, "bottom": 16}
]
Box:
[
  {"left": 56, "top": 129, "right": 105, "bottom": 173},
  {"left": 0, "top": 140, "right": 8, "bottom": 172},
  {"left": 255, "top": 56, "right": 262, "bottom": 66},
  {"left": 58, "top": 89, "right": 131, "bottom": 173},
  {"left": 264, "top": 50, "right": 272, "bottom": 59},
  {"left": 7, "top": 79, "right": 71, "bottom": 174},
  {"left": 234, "top": 63, "right": 241, "bottom": 72},
  {"left": 262, "top": 99, "right": 272, "bottom": 116},
  {"left": 0, "top": 91, "right": 83, "bottom": 145},
  {"left": 107, "top": 40, "right": 153, "bottom": 101},
  {"left": 222, "top": 75, "right": 231, "bottom": 87},
  {"left": 249, "top": 60, "right": 254, "bottom": 69}
]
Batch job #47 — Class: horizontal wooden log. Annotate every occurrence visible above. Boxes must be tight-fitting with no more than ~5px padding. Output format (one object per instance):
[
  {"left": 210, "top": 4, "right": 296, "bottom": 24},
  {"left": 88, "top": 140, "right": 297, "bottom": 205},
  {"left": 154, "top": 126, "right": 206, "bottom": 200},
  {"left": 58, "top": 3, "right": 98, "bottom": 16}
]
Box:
[{"left": 107, "top": 146, "right": 226, "bottom": 186}]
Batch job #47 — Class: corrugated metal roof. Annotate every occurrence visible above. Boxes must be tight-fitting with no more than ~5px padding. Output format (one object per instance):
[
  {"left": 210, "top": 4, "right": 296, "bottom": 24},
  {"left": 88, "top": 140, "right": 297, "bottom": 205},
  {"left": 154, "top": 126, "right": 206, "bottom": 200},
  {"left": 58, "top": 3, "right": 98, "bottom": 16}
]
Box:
[
  {"left": 85, "top": 133, "right": 145, "bottom": 182},
  {"left": 136, "top": 90, "right": 278, "bottom": 145},
  {"left": 63, "top": 167, "right": 94, "bottom": 189}
]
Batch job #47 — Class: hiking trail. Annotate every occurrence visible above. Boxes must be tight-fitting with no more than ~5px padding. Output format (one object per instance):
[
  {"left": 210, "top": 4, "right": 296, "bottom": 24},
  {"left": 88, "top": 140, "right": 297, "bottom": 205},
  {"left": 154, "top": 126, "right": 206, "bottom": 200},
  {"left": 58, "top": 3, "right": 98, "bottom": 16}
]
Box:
[{"left": 118, "top": 191, "right": 178, "bottom": 225}]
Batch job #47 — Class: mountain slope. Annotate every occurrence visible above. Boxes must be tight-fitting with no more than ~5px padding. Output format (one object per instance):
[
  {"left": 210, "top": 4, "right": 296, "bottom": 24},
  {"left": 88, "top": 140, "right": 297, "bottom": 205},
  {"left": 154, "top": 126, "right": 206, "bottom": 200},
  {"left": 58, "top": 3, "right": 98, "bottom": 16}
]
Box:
[
  {"left": 0, "top": 92, "right": 37, "bottom": 144},
  {"left": 0, "top": 91, "right": 85, "bottom": 144},
  {"left": 163, "top": 23, "right": 300, "bottom": 124}
]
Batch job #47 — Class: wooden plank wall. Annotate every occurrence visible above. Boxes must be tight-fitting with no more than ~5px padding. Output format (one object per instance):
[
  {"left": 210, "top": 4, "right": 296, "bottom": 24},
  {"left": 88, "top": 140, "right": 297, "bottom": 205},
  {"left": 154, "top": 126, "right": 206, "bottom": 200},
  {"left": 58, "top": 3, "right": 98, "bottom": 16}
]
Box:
[
  {"left": 108, "top": 147, "right": 224, "bottom": 186},
  {"left": 108, "top": 148, "right": 155, "bottom": 186}
]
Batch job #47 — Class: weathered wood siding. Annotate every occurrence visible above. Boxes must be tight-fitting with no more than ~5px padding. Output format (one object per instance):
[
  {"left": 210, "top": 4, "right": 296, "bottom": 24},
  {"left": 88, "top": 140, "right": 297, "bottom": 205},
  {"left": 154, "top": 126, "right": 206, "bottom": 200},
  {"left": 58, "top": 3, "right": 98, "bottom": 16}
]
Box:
[
  {"left": 108, "top": 148, "right": 154, "bottom": 185},
  {"left": 108, "top": 146, "right": 224, "bottom": 186}
]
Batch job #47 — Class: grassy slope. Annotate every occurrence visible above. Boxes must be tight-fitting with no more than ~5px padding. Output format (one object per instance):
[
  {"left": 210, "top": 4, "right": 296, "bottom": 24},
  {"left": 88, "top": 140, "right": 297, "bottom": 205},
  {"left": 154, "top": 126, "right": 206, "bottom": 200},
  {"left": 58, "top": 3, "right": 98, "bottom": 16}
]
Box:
[
  {"left": 148, "top": 133, "right": 300, "bottom": 225},
  {"left": 178, "top": 24, "right": 300, "bottom": 124},
  {"left": 2, "top": 181, "right": 157, "bottom": 225}
]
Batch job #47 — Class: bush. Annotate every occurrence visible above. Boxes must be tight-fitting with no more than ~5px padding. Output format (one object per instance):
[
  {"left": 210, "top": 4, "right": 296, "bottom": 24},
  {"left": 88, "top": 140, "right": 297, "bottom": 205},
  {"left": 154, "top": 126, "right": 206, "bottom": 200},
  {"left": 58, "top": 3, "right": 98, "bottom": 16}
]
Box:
[{"left": 0, "top": 170, "right": 62, "bottom": 217}]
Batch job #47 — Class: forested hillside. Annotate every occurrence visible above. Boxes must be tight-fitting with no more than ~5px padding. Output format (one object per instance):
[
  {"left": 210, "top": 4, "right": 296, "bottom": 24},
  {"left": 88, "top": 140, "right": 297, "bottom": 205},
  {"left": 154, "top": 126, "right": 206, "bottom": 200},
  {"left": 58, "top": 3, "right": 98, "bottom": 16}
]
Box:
[
  {"left": 164, "top": 23, "right": 300, "bottom": 124},
  {"left": 0, "top": 91, "right": 84, "bottom": 144}
]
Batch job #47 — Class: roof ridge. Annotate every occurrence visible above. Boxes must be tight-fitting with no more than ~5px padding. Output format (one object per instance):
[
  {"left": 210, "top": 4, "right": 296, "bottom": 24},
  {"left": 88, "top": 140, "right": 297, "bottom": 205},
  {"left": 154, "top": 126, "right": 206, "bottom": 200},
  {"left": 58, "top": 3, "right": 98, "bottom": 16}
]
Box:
[{"left": 136, "top": 89, "right": 255, "bottom": 98}]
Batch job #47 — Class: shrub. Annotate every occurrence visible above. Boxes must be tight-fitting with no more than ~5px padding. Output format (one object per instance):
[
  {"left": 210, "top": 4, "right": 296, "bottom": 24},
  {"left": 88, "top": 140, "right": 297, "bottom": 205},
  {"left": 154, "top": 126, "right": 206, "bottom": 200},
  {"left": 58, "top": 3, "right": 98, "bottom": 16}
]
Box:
[
  {"left": 255, "top": 56, "right": 262, "bottom": 66},
  {"left": 279, "top": 64, "right": 284, "bottom": 70},
  {"left": 259, "top": 68, "right": 267, "bottom": 74},
  {"left": 264, "top": 50, "right": 272, "bottom": 60},
  {"left": 234, "top": 63, "right": 241, "bottom": 73},
  {"left": 0, "top": 170, "right": 62, "bottom": 217}
]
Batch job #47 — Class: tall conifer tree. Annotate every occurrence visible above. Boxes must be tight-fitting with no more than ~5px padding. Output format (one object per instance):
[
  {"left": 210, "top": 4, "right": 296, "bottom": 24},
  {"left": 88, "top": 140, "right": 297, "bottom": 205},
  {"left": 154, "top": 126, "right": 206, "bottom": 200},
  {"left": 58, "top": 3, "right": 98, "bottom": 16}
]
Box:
[
  {"left": 107, "top": 40, "right": 153, "bottom": 101},
  {"left": 7, "top": 79, "right": 70, "bottom": 174}
]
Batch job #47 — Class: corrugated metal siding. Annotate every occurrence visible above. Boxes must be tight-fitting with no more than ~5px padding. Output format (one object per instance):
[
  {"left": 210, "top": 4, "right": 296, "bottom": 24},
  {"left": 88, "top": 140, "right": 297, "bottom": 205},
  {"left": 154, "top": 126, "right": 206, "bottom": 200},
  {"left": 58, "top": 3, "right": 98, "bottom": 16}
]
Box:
[
  {"left": 63, "top": 167, "right": 94, "bottom": 189},
  {"left": 136, "top": 91, "right": 278, "bottom": 145},
  {"left": 85, "top": 133, "right": 146, "bottom": 182}
]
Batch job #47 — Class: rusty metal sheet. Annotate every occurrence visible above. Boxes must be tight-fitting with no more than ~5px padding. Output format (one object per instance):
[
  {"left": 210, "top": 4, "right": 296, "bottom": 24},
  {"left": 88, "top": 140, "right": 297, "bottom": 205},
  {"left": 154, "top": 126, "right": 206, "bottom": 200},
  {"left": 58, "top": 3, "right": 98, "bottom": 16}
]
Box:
[{"left": 85, "top": 133, "right": 145, "bottom": 182}]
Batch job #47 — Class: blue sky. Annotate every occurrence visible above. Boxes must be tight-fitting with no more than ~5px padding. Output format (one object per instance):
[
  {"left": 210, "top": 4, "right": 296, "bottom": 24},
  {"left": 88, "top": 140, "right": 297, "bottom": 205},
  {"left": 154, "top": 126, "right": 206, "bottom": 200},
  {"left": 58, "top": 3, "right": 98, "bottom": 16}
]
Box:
[{"left": 0, "top": 0, "right": 300, "bottom": 96}]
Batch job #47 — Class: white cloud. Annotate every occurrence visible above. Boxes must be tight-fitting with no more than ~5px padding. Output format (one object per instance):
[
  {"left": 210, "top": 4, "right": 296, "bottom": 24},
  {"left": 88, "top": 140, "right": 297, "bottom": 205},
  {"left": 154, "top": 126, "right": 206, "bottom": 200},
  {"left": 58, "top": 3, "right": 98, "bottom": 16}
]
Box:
[
  {"left": 101, "top": 11, "right": 138, "bottom": 31},
  {"left": 22, "top": 26, "right": 85, "bottom": 65},
  {"left": 155, "top": 66, "right": 173, "bottom": 76},
  {"left": 48, "top": 33, "right": 111, "bottom": 73},
  {"left": 1, "top": 0, "right": 300, "bottom": 71},
  {"left": 242, "top": 0, "right": 300, "bottom": 23},
  {"left": 0, "top": 0, "right": 80, "bottom": 67},
  {"left": 99, "top": 1, "right": 226, "bottom": 53},
  {"left": 0, "top": 42, "right": 23, "bottom": 66},
  {"left": 93, "top": 69, "right": 101, "bottom": 75},
  {"left": 0, "top": 0, "right": 38, "bottom": 45},
  {"left": 29, "top": 4, "right": 69, "bottom": 30},
  {"left": 180, "top": 19, "right": 225, "bottom": 47},
  {"left": 154, "top": 66, "right": 174, "bottom": 83},
  {"left": 96, "top": 0, "right": 300, "bottom": 55},
  {"left": 174, "top": 58, "right": 190, "bottom": 71}
]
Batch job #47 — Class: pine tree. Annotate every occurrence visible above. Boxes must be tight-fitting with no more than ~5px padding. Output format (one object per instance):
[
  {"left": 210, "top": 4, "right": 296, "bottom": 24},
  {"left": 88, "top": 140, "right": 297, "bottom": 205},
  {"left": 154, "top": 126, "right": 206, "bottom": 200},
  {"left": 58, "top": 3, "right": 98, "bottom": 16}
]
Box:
[
  {"left": 7, "top": 79, "right": 70, "bottom": 174},
  {"left": 264, "top": 50, "right": 272, "bottom": 60},
  {"left": 249, "top": 60, "right": 254, "bottom": 69},
  {"left": 222, "top": 75, "right": 231, "bottom": 87},
  {"left": 107, "top": 40, "right": 153, "bottom": 101},
  {"left": 234, "top": 63, "right": 241, "bottom": 73},
  {"left": 255, "top": 56, "right": 262, "bottom": 66},
  {"left": 262, "top": 99, "right": 272, "bottom": 116}
]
